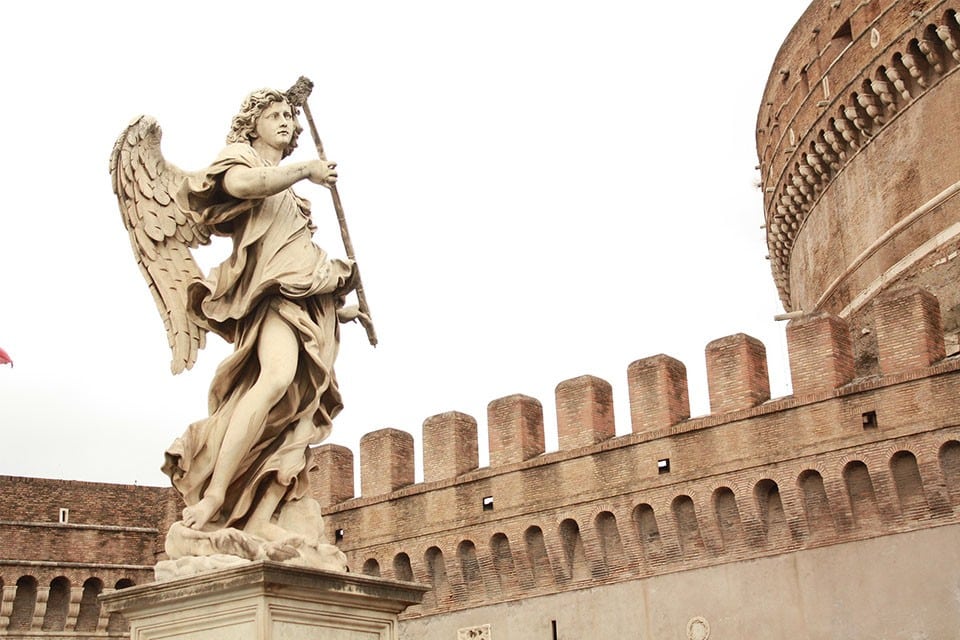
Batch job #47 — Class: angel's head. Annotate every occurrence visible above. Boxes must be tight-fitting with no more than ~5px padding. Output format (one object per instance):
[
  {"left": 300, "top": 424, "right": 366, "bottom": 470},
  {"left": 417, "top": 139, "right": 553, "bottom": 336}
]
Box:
[{"left": 227, "top": 89, "right": 303, "bottom": 158}]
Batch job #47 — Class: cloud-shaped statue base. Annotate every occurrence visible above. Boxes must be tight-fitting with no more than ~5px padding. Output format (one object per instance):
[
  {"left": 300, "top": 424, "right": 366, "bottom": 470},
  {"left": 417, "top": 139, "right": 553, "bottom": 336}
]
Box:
[{"left": 156, "top": 497, "right": 347, "bottom": 581}]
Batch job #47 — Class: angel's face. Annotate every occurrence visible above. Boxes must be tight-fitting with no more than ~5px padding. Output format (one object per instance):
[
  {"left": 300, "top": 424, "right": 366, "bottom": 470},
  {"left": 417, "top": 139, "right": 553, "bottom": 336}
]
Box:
[{"left": 254, "top": 101, "right": 296, "bottom": 152}]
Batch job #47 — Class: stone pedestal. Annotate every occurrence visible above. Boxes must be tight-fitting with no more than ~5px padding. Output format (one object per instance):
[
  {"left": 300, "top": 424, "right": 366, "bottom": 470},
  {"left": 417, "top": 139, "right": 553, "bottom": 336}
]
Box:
[{"left": 100, "top": 561, "right": 428, "bottom": 640}]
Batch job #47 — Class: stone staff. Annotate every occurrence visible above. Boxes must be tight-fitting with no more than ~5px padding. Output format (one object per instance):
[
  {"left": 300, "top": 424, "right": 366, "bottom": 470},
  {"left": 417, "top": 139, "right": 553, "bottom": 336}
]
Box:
[{"left": 287, "top": 76, "right": 378, "bottom": 346}]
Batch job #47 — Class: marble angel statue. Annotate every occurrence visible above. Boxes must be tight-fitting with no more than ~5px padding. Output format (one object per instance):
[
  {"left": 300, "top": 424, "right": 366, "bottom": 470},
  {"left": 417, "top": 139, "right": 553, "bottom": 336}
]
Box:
[{"left": 110, "top": 87, "right": 368, "bottom": 577}]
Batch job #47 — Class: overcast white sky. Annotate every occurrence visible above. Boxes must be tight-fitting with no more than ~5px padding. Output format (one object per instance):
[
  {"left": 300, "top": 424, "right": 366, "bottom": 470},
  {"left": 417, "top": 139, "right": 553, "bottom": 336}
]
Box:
[{"left": 0, "top": 1, "right": 812, "bottom": 489}]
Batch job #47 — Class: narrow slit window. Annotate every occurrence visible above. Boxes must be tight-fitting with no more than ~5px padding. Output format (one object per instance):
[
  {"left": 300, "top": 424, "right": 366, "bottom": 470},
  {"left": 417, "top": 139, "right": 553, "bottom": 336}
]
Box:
[
  {"left": 482, "top": 496, "right": 494, "bottom": 511},
  {"left": 335, "top": 528, "right": 345, "bottom": 542},
  {"left": 831, "top": 20, "right": 853, "bottom": 59},
  {"left": 58, "top": 508, "right": 69, "bottom": 524}
]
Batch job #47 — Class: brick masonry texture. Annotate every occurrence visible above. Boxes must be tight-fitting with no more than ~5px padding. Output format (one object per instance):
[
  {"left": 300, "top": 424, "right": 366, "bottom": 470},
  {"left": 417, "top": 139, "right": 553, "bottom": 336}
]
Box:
[
  {"left": 487, "top": 395, "right": 545, "bottom": 467},
  {"left": 317, "top": 297, "right": 960, "bottom": 617},
  {"left": 875, "top": 286, "right": 946, "bottom": 373},
  {"left": 0, "top": 478, "right": 179, "bottom": 635},
  {"left": 786, "top": 313, "right": 855, "bottom": 395},
  {"left": 422, "top": 412, "right": 479, "bottom": 483},
  {"left": 555, "top": 375, "right": 615, "bottom": 450},
  {"left": 627, "top": 354, "right": 690, "bottom": 436},
  {"left": 358, "top": 428, "right": 415, "bottom": 497},
  {"left": 705, "top": 333, "right": 770, "bottom": 413}
]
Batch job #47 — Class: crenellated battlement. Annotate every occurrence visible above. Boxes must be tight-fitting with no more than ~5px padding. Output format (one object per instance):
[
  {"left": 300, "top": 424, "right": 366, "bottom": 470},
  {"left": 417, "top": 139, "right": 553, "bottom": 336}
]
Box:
[
  {"left": 315, "top": 285, "right": 952, "bottom": 508},
  {"left": 312, "top": 286, "right": 960, "bottom": 617}
]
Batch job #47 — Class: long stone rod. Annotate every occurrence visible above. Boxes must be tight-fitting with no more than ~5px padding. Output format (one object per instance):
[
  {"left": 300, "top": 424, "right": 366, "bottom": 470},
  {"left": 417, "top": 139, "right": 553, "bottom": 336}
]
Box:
[{"left": 298, "top": 93, "right": 378, "bottom": 347}]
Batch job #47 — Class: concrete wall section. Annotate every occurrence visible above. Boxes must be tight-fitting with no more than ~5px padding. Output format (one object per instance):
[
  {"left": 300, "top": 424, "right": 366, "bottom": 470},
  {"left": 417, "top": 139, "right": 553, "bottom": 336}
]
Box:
[{"left": 399, "top": 525, "right": 960, "bottom": 640}]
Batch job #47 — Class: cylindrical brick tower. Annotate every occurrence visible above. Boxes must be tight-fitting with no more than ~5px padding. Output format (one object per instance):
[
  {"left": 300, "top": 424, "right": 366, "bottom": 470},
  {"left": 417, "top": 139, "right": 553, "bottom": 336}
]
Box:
[{"left": 757, "top": 0, "right": 960, "bottom": 372}]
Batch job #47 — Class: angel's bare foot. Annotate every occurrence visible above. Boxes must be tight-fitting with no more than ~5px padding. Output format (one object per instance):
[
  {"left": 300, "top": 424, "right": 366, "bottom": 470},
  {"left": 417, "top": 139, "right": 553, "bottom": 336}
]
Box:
[
  {"left": 182, "top": 494, "right": 222, "bottom": 530},
  {"left": 261, "top": 540, "right": 301, "bottom": 562},
  {"left": 257, "top": 527, "right": 312, "bottom": 562},
  {"left": 245, "top": 519, "right": 304, "bottom": 544}
]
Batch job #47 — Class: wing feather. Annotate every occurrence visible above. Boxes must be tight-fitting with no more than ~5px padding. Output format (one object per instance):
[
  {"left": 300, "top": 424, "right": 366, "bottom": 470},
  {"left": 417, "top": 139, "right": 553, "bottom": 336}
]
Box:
[
  {"left": 110, "top": 115, "right": 212, "bottom": 374},
  {"left": 153, "top": 183, "right": 172, "bottom": 206},
  {"left": 144, "top": 205, "right": 165, "bottom": 242},
  {"left": 159, "top": 205, "right": 177, "bottom": 238},
  {"left": 137, "top": 171, "right": 154, "bottom": 199}
]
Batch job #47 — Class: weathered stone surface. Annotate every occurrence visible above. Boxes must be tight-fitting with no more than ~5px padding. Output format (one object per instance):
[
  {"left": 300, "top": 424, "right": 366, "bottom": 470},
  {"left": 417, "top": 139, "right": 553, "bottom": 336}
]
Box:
[{"left": 102, "top": 562, "right": 427, "bottom": 640}]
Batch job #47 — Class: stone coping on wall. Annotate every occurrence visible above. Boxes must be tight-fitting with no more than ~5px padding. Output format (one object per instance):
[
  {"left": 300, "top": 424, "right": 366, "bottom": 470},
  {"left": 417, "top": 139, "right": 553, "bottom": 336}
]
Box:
[
  {"left": 0, "top": 521, "right": 159, "bottom": 534},
  {"left": 0, "top": 560, "right": 154, "bottom": 571}
]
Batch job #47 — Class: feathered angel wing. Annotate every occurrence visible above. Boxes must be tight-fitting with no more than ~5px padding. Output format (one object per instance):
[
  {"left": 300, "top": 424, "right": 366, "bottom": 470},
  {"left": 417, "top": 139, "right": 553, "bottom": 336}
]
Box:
[{"left": 109, "top": 116, "right": 212, "bottom": 374}]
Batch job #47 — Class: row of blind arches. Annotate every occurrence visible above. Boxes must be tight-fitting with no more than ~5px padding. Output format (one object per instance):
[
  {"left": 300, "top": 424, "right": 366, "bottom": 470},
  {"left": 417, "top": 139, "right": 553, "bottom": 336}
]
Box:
[
  {"left": 359, "top": 442, "right": 960, "bottom": 608},
  {"left": 1, "top": 575, "right": 135, "bottom": 633}
]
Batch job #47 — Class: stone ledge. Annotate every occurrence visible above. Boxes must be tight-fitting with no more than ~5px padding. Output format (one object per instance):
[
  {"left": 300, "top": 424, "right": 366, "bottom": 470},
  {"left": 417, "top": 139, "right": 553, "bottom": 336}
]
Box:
[
  {"left": 102, "top": 561, "right": 428, "bottom": 615},
  {"left": 0, "top": 520, "right": 159, "bottom": 534},
  {"left": 101, "top": 562, "right": 429, "bottom": 640}
]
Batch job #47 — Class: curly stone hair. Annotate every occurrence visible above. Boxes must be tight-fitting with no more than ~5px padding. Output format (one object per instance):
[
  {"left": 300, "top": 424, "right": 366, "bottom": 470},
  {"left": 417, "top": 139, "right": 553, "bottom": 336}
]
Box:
[{"left": 226, "top": 88, "right": 304, "bottom": 158}]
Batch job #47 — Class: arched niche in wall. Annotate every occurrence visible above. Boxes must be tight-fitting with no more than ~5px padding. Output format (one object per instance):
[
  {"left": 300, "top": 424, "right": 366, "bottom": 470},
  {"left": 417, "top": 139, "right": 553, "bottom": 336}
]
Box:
[
  {"left": 41, "top": 576, "right": 70, "bottom": 631},
  {"left": 798, "top": 469, "right": 835, "bottom": 541},
  {"left": 8, "top": 575, "right": 37, "bottom": 632},
  {"left": 74, "top": 577, "right": 103, "bottom": 633}
]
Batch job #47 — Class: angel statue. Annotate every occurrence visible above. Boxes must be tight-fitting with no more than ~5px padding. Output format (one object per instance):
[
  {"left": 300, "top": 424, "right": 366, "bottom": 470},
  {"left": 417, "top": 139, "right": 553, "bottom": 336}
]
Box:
[{"left": 110, "top": 86, "right": 368, "bottom": 578}]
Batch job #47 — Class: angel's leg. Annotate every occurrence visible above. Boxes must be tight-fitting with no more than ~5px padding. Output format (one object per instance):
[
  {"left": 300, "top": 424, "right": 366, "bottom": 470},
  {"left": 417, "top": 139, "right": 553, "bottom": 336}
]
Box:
[
  {"left": 243, "top": 479, "right": 297, "bottom": 542},
  {"left": 182, "top": 307, "right": 299, "bottom": 530},
  {"left": 243, "top": 416, "right": 316, "bottom": 541}
]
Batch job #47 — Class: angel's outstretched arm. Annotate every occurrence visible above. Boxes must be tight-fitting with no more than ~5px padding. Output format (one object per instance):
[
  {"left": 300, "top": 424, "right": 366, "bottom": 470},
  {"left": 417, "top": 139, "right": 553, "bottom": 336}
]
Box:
[{"left": 223, "top": 160, "right": 337, "bottom": 200}]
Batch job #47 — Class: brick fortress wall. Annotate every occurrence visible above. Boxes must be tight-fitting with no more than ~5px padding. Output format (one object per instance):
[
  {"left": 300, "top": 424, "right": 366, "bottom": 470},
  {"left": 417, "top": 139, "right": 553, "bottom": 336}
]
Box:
[
  {"left": 0, "top": 477, "right": 179, "bottom": 636},
  {"left": 314, "top": 286, "right": 960, "bottom": 620}
]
